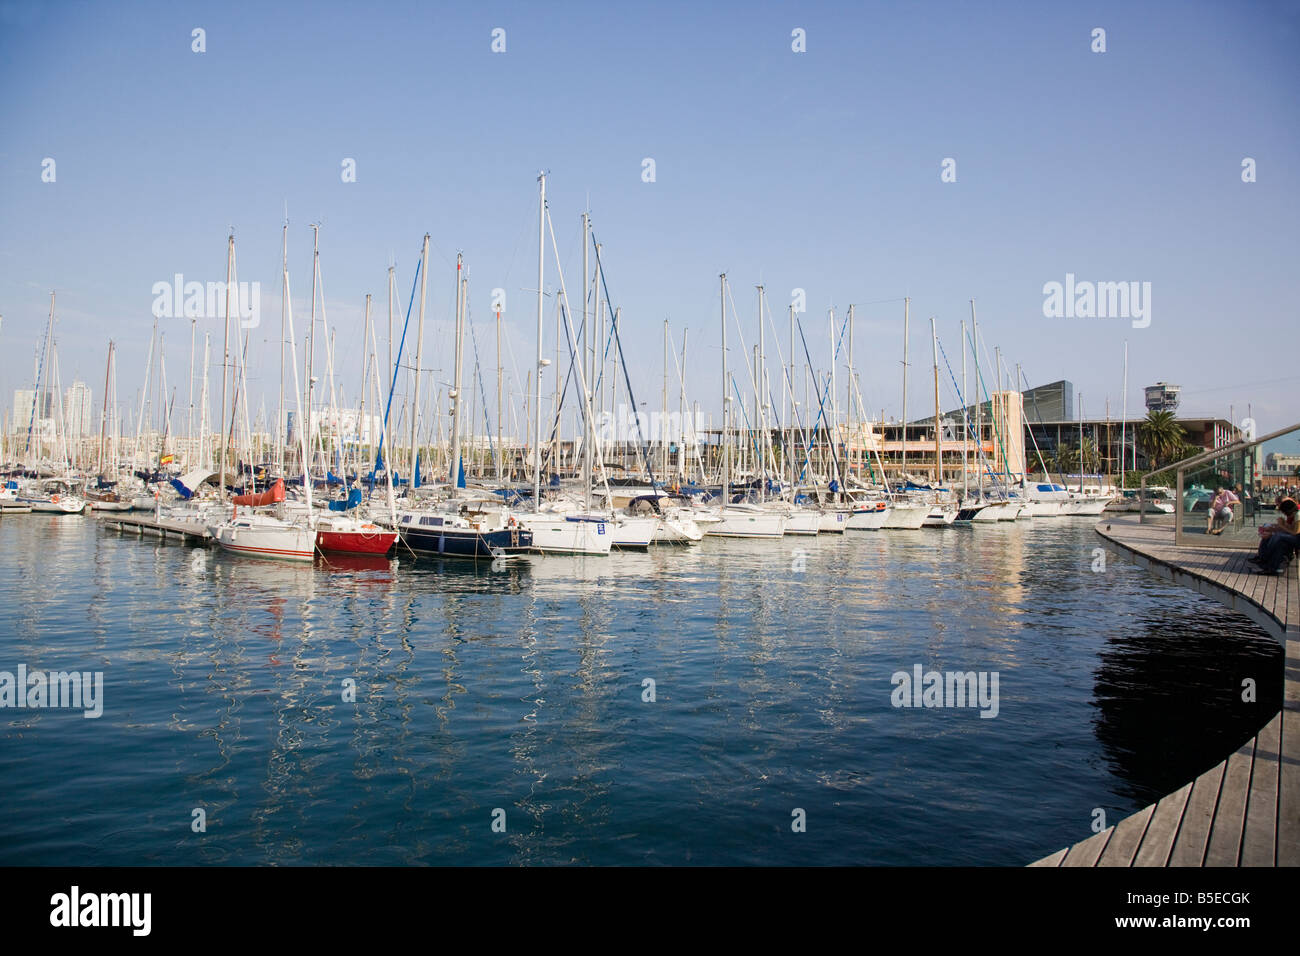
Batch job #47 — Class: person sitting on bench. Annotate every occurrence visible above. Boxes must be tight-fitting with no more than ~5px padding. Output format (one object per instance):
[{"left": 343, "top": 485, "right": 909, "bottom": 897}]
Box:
[
  {"left": 1249, "top": 497, "right": 1299, "bottom": 574},
  {"left": 1207, "top": 486, "right": 1239, "bottom": 535}
]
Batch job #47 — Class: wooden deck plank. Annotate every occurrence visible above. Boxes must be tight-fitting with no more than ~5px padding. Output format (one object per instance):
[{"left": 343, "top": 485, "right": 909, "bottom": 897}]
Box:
[
  {"left": 1242, "top": 711, "right": 1282, "bottom": 866},
  {"left": 1097, "top": 803, "right": 1155, "bottom": 867},
  {"left": 1061, "top": 826, "right": 1112, "bottom": 867},
  {"left": 1204, "top": 738, "right": 1256, "bottom": 866},
  {"left": 1280, "top": 639, "right": 1300, "bottom": 867},
  {"left": 1169, "top": 761, "right": 1226, "bottom": 866},
  {"left": 1133, "top": 782, "right": 1193, "bottom": 867},
  {"left": 1029, "top": 847, "right": 1068, "bottom": 867}
]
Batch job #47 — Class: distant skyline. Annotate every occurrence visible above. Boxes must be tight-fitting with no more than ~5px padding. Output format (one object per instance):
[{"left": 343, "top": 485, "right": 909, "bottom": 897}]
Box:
[{"left": 2, "top": 0, "right": 1297, "bottom": 444}]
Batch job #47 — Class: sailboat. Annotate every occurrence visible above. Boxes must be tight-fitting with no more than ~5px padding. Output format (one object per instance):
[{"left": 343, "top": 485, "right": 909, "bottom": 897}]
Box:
[
  {"left": 511, "top": 174, "right": 613, "bottom": 555},
  {"left": 704, "top": 274, "right": 787, "bottom": 539},
  {"left": 313, "top": 287, "right": 397, "bottom": 556},
  {"left": 395, "top": 246, "right": 530, "bottom": 558},
  {"left": 208, "top": 230, "right": 316, "bottom": 562},
  {"left": 18, "top": 293, "right": 87, "bottom": 514}
]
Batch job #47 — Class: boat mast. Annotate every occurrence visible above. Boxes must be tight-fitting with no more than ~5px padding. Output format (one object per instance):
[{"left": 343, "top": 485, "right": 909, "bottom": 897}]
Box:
[
  {"left": 277, "top": 220, "right": 287, "bottom": 476},
  {"left": 1078, "top": 392, "right": 1085, "bottom": 494},
  {"left": 359, "top": 293, "right": 372, "bottom": 482},
  {"left": 679, "top": 328, "right": 688, "bottom": 483},
  {"left": 449, "top": 252, "right": 465, "bottom": 495},
  {"left": 961, "top": 319, "right": 968, "bottom": 500},
  {"left": 827, "top": 307, "right": 836, "bottom": 491},
  {"left": 98, "top": 340, "right": 113, "bottom": 476},
  {"left": 662, "top": 319, "right": 669, "bottom": 489},
  {"left": 582, "top": 212, "right": 591, "bottom": 509},
  {"left": 283, "top": 236, "right": 312, "bottom": 519},
  {"left": 759, "top": 286, "right": 768, "bottom": 500},
  {"left": 994, "top": 346, "right": 1003, "bottom": 483},
  {"left": 1120, "top": 340, "right": 1128, "bottom": 483},
  {"left": 971, "top": 299, "right": 980, "bottom": 499},
  {"left": 788, "top": 303, "right": 795, "bottom": 493},
  {"left": 187, "top": 317, "right": 196, "bottom": 468},
  {"left": 218, "top": 234, "right": 232, "bottom": 498},
  {"left": 533, "top": 173, "right": 545, "bottom": 512},
  {"left": 410, "top": 233, "right": 430, "bottom": 488},
  {"left": 900, "top": 296, "right": 909, "bottom": 489},
  {"left": 720, "top": 273, "right": 729, "bottom": 505},
  {"left": 198, "top": 334, "right": 210, "bottom": 470},
  {"left": 932, "top": 316, "right": 941, "bottom": 488},
  {"left": 847, "top": 303, "right": 855, "bottom": 492},
  {"left": 305, "top": 223, "right": 319, "bottom": 478},
  {"left": 496, "top": 298, "right": 503, "bottom": 483}
]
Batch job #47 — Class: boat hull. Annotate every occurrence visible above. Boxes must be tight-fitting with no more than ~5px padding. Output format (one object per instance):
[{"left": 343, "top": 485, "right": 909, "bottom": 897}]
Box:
[
  {"left": 317, "top": 528, "right": 398, "bottom": 555},
  {"left": 210, "top": 524, "right": 316, "bottom": 562},
  {"left": 651, "top": 514, "right": 704, "bottom": 544},
  {"left": 881, "top": 503, "right": 928, "bottom": 529},
  {"left": 18, "top": 496, "right": 86, "bottom": 514},
  {"left": 704, "top": 510, "right": 787, "bottom": 538},
  {"left": 517, "top": 515, "right": 611, "bottom": 555},
  {"left": 845, "top": 504, "right": 890, "bottom": 530},
  {"left": 922, "top": 506, "right": 957, "bottom": 527},
  {"left": 781, "top": 510, "right": 822, "bottom": 536},
  {"left": 818, "top": 508, "right": 850, "bottom": 533},
  {"left": 400, "top": 525, "right": 529, "bottom": 558}
]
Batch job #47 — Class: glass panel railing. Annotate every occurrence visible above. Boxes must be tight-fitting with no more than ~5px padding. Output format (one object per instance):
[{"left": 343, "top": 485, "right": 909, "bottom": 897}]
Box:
[{"left": 1172, "top": 423, "right": 1300, "bottom": 548}]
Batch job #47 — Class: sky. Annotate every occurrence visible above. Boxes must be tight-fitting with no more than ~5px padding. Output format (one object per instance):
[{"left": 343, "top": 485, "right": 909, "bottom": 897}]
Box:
[{"left": 1, "top": 0, "right": 1298, "bottom": 445}]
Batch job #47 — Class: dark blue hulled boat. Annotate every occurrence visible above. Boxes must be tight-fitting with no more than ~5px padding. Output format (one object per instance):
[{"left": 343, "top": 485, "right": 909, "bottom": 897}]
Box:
[{"left": 397, "top": 509, "right": 531, "bottom": 558}]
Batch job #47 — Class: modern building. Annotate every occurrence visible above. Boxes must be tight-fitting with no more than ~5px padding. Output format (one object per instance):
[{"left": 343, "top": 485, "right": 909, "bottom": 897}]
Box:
[
  {"left": 64, "top": 381, "right": 93, "bottom": 438},
  {"left": 12, "top": 388, "right": 55, "bottom": 434},
  {"left": 934, "top": 380, "right": 1074, "bottom": 428}
]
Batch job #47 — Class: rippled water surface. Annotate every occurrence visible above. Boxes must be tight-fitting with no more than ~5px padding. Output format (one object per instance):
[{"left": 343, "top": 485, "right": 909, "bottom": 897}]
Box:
[{"left": 0, "top": 514, "right": 1282, "bottom": 865}]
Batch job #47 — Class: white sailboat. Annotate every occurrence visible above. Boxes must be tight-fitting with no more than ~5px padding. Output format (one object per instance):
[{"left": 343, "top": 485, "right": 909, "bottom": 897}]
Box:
[{"left": 208, "top": 231, "right": 316, "bottom": 562}]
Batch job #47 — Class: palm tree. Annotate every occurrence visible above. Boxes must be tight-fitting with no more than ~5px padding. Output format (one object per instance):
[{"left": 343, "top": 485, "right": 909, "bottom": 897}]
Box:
[
  {"left": 1052, "top": 437, "right": 1101, "bottom": 476},
  {"left": 1137, "top": 410, "right": 1185, "bottom": 468}
]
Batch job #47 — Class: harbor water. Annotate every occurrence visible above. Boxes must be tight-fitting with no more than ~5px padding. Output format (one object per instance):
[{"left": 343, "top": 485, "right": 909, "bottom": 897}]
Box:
[{"left": 0, "top": 515, "right": 1281, "bottom": 865}]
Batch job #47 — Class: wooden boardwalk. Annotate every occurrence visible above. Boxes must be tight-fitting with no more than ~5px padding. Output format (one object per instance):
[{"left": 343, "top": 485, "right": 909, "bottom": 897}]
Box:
[{"left": 1030, "top": 515, "right": 1298, "bottom": 867}]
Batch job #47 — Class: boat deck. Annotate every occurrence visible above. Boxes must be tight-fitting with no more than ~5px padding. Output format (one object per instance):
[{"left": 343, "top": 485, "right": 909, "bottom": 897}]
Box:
[{"left": 1030, "top": 515, "right": 1298, "bottom": 867}]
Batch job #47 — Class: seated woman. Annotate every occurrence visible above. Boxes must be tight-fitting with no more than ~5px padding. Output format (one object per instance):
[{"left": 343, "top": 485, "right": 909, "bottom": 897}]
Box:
[{"left": 1249, "top": 497, "right": 1299, "bottom": 574}]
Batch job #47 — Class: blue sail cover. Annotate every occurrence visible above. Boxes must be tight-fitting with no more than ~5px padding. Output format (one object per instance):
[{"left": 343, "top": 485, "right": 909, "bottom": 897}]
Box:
[
  {"left": 328, "top": 488, "right": 363, "bottom": 512},
  {"left": 456, "top": 458, "right": 466, "bottom": 489},
  {"left": 168, "top": 469, "right": 215, "bottom": 500}
]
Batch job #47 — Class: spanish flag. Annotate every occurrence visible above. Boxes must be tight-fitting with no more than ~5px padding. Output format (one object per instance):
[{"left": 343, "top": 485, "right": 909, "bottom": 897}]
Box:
[{"left": 159, "top": 454, "right": 174, "bottom": 466}]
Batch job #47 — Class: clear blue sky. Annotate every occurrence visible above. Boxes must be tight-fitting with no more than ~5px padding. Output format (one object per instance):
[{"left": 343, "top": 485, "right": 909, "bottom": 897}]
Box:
[{"left": 2, "top": 0, "right": 1297, "bottom": 440}]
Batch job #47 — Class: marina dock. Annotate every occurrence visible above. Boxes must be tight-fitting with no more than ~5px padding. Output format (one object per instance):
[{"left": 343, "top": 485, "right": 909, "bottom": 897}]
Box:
[
  {"left": 1031, "top": 515, "right": 1298, "bottom": 867},
  {"left": 97, "top": 512, "right": 212, "bottom": 544}
]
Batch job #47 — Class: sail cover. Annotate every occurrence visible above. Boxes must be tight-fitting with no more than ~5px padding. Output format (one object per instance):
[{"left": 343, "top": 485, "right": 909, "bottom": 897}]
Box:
[
  {"left": 169, "top": 469, "right": 217, "bottom": 500},
  {"left": 232, "top": 477, "right": 285, "bottom": 506},
  {"left": 328, "top": 488, "right": 363, "bottom": 512}
]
